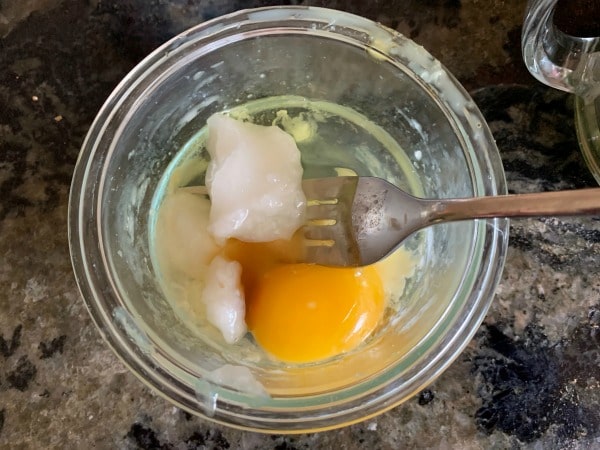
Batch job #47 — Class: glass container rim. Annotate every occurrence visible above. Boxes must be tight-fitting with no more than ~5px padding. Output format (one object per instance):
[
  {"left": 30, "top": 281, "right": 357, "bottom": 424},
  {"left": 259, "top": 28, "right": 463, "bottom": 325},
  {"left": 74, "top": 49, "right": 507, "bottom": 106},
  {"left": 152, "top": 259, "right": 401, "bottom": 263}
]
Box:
[{"left": 68, "top": 5, "right": 509, "bottom": 433}]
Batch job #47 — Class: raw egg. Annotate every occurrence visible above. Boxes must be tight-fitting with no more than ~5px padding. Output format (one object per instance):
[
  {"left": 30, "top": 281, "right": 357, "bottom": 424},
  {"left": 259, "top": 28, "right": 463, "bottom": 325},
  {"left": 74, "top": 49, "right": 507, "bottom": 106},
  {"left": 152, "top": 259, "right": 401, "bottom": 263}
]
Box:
[
  {"left": 223, "top": 239, "right": 385, "bottom": 363},
  {"left": 245, "top": 261, "right": 385, "bottom": 363},
  {"left": 154, "top": 114, "right": 414, "bottom": 365}
]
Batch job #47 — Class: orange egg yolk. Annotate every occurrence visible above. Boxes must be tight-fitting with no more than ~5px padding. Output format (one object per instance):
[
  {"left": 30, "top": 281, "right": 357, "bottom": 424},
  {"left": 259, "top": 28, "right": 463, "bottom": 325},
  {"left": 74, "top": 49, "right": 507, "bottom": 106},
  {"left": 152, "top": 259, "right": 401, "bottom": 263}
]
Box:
[{"left": 224, "top": 239, "right": 385, "bottom": 363}]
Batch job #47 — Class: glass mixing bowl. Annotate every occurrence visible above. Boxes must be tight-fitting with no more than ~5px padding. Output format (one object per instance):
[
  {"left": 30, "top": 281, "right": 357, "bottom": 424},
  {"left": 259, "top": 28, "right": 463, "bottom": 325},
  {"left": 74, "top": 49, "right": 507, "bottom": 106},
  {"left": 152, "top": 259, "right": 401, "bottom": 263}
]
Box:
[{"left": 68, "top": 6, "right": 508, "bottom": 432}]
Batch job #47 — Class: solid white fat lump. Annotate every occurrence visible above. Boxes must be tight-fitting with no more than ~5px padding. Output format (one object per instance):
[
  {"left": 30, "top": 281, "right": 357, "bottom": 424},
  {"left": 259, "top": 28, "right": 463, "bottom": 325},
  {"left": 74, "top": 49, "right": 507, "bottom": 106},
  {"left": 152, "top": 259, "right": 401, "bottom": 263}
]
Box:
[
  {"left": 205, "top": 113, "right": 306, "bottom": 243},
  {"left": 200, "top": 255, "right": 246, "bottom": 344},
  {"left": 154, "top": 191, "right": 219, "bottom": 279},
  {"left": 207, "top": 365, "right": 268, "bottom": 397}
]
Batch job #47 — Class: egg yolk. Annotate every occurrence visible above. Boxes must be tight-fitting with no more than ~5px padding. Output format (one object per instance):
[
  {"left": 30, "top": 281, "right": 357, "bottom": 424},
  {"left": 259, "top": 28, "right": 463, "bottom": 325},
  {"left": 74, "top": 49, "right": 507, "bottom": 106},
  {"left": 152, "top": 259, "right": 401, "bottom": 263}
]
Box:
[
  {"left": 222, "top": 239, "right": 385, "bottom": 363},
  {"left": 246, "top": 263, "right": 385, "bottom": 363}
]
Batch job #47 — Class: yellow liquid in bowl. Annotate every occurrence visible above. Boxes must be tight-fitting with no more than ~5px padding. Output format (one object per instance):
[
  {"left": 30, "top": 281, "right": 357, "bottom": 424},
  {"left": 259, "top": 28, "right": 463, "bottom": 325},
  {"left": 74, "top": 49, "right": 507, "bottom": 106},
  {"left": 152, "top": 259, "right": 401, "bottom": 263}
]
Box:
[{"left": 149, "top": 96, "right": 424, "bottom": 366}]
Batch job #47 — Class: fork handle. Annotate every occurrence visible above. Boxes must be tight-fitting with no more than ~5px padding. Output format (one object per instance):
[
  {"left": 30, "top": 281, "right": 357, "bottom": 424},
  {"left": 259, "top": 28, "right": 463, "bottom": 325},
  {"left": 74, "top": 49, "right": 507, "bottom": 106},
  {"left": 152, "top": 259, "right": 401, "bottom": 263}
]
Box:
[{"left": 429, "top": 188, "right": 600, "bottom": 223}]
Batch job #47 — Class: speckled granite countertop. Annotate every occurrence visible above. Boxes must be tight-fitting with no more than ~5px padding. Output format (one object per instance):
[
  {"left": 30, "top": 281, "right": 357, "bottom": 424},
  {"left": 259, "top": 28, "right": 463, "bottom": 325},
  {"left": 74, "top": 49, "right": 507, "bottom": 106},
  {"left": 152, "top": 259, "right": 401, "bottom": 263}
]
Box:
[{"left": 1, "top": 0, "right": 599, "bottom": 448}]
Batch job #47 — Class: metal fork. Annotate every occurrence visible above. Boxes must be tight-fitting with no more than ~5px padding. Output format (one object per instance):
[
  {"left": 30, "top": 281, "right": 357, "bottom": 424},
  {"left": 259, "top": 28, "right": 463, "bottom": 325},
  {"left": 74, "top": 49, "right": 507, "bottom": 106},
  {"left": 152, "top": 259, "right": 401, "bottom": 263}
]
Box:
[{"left": 302, "top": 176, "right": 600, "bottom": 267}]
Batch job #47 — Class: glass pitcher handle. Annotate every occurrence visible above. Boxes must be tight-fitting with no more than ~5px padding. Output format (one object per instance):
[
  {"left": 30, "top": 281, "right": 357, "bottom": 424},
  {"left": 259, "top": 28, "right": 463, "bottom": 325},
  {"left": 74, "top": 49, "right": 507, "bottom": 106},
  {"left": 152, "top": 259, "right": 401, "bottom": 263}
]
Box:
[{"left": 522, "top": 0, "right": 600, "bottom": 99}]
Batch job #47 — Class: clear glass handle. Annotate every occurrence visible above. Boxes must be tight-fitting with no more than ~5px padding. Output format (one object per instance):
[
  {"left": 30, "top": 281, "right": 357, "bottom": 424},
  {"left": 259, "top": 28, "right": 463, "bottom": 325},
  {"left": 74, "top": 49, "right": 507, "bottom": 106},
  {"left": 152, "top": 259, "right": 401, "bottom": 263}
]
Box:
[{"left": 522, "top": 0, "right": 600, "bottom": 99}]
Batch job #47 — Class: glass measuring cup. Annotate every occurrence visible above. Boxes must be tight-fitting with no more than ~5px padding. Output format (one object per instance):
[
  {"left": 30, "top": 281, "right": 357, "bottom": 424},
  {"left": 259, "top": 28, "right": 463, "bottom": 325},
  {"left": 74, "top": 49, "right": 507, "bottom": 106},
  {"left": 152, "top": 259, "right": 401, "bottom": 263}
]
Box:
[{"left": 522, "top": 0, "right": 600, "bottom": 183}]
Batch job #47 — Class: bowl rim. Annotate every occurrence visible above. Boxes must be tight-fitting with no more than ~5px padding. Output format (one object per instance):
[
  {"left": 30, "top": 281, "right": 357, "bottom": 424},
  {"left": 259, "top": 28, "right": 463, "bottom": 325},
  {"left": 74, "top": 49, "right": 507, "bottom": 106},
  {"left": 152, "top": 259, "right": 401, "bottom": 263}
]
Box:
[{"left": 68, "top": 5, "right": 509, "bottom": 433}]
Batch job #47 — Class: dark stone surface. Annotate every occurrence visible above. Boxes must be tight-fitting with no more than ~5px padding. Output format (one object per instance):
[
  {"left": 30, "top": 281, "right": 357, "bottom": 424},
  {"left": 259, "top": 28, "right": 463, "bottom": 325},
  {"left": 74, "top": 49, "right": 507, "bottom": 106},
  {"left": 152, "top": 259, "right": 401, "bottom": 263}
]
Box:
[{"left": 473, "top": 324, "right": 599, "bottom": 442}]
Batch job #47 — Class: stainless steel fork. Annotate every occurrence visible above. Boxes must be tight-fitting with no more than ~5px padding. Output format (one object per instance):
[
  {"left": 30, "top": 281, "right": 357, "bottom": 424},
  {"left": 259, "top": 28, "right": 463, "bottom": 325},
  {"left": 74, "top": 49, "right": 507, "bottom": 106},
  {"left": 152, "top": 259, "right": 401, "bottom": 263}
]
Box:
[{"left": 302, "top": 176, "right": 600, "bottom": 267}]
